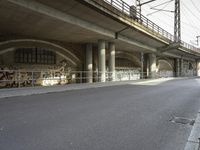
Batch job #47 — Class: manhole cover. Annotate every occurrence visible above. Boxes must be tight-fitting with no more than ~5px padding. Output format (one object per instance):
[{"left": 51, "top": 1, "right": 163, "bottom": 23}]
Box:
[{"left": 170, "top": 116, "right": 195, "bottom": 125}]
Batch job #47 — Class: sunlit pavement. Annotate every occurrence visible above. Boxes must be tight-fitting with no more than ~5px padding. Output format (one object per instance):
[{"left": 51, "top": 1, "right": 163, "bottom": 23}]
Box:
[{"left": 0, "top": 77, "right": 193, "bottom": 99}]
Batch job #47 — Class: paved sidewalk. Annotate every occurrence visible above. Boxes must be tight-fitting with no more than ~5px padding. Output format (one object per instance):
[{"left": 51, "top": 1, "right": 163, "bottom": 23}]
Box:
[
  {"left": 184, "top": 110, "right": 200, "bottom": 150},
  {"left": 0, "top": 77, "right": 193, "bottom": 99}
]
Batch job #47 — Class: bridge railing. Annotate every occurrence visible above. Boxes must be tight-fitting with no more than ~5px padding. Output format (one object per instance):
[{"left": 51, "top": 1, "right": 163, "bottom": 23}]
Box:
[
  {"left": 88, "top": 0, "right": 200, "bottom": 52},
  {"left": 104, "top": 0, "right": 173, "bottom": 41},
  {"left": 180, "top": 41, "right": 199, "bottom": 52}
]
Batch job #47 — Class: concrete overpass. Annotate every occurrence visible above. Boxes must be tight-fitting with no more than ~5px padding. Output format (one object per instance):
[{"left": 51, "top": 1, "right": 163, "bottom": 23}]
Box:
[{"left": 0, "top": 0, "right": 200, "bottom": 86}]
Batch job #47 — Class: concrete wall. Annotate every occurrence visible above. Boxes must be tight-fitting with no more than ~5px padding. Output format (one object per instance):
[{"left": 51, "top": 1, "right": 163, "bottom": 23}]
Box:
[
  {"left": 0, "top": 49, "right": 67, "bottom": 70},
  {"left": 0, "top": 51, "right": 15, "bottom": 66}
]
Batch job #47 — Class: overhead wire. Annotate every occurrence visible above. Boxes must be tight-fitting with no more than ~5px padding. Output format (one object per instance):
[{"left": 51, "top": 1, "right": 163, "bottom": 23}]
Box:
[
  {"left": 146, "top": 0, "right": 172, "bottom": 16},
  {"left": 181, "top": 1, "right": 200, "bottom": 21},
  {"left": 190, "top": 0, "right": 200, "bottom": 14},
  {"left": 181, "top": 4, "right": 200, "bottom": 34},
  {"left": 180, "top": 6, "right": 200, "bottom": 43},
  {"left": 133, "top": 0, "right": 200, "bottom": 45},
  {"left": 159, "top": 9, "right": 200, "bottom": 31}
]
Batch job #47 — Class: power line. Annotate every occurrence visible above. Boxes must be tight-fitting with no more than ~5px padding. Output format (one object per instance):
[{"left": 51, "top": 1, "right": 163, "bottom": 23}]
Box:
[
  {"left": 180, "top": 6, "right": 200, "bottom": 44},
  {"left": 191, "top": 0, "right": 200, "bottom": 15},
  {"left": 147, "top": 0, "right": 172, "bottom": 16},
  {"left": 160, "top": 11, "right": 200, "bottom": 31},
  {"left": 181, "top": 6, "right": 200, "bottom": 34},
  {"left": 182, "top": 1, "right": 200, "bottom": 21},
  {"left": 150, "top": 0, "right": 173, "bottom": 9}
]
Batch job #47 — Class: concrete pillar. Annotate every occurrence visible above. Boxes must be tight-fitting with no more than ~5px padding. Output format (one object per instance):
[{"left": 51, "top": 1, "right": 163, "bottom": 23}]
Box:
[
  {"left": 86, "top": 44, "right": 93, "bottom": 83},
  {"left": 140, "top": 52, "right": 144, "bottom": 79},
  {"left": 108, "top": 42, "right": 115, "bottom": 81},
  {"left": 175, "top": 58, "right": 180, "bottom": 77},
  {"left": 197, "top": 60, "right": 200, "bottom": 76},
  {"left": 180, "top": 57, "right": 184, "bottom": 76},
  {"left": 149, "top": 53, "right": 157, "bottom": 78},
  {"left": 98, "top": 40, "right": 106, "bottom": 82},
  {"left": 143, "top": 54, "right": 149, "bottom": 78}
]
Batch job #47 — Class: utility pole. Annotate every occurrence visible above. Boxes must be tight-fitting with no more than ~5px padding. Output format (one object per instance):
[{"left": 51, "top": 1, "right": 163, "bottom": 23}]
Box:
[
  {"left": 174, "top": 0, "right": 181, "bottom": 42},
  {"left": 196, "top": 36, "right": 200, "bottom": 46}
]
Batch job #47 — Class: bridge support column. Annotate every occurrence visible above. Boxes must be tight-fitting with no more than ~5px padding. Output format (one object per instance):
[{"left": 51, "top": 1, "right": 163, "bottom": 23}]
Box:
[
  {"left": 143, "top": 54, "right": 149, "bottom": 78},
  {"left": 197, "top": 60, "right": 200, "bottom": 76},
  {"left": 98, "top": 40, "right": 106, "bottom": 82},
  {"left": 140, "top": 52, "right": 144, "bottom": 79},
  {"left": 86, "top": 43, "right": 93, "bottom": 83},
  {"left": 149, "top": 53, "right": 157, "bottom": 78},
  {"left": 175, "top": 58, "right": 180, "bottom": 77},
  {"left": 180, "top": 57, "right": 184, "bottom": 76},
  {"left": 108, "top": 42, "right": 115, "bottom": 81}
]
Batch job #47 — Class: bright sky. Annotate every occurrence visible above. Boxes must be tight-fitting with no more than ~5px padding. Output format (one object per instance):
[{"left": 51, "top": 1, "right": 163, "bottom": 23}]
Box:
[{"left": 124, "top": 0, "right": 200, "bottom": 47}]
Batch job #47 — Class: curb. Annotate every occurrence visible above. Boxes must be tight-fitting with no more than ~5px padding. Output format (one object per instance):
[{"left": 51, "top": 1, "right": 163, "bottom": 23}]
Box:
[
  {"left": 0, "top": 77, "right": 197, "bottom": 99},
  {"left": 184, "top": 112, "right": 200, "bottom": 150}
]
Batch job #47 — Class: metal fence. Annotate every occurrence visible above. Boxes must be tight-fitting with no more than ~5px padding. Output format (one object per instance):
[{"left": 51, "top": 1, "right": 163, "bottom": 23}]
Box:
[
  {"left": 86, "top": 0, "right": 200, "bottom": 53},
  {"left": 0, "top": 69, "right": 197, "bottom": 88}
]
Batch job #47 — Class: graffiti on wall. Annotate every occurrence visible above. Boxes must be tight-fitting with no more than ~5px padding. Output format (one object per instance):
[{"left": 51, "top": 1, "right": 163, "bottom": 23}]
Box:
[{"left": 0, "top": 62, "right": 73, "bottom": 88}]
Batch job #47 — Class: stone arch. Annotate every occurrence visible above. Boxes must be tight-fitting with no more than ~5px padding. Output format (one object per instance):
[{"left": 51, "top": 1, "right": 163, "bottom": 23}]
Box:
[
  {"left": 157, "top": 57, "right": 174, "bottom": 71},
  {"left": 0, "top": 39, "right": 81, "bottom": 66},
  {"left": 115, "top": 51, "right": 141, "bottom": 68}
]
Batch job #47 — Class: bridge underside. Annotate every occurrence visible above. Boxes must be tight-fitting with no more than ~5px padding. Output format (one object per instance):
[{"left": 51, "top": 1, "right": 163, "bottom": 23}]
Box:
[{"left": 0, "top": 0, "right": 199, "bottom": 87}]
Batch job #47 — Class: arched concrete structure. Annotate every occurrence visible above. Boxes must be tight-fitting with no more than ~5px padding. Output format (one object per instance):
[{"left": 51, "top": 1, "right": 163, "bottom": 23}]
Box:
[
  {"left": 115, "top": 51, "right": 141, "bottom": 68},
  {"left": 156, "top": 56, "right": 174, "bottom": 70},
  {"left": 157, "top": 59, "right": 173, "bottom": 71},
  {"left": 0, "top": 39, "right": 81, "bottom": 66},
  {"left": 156, "top": 57, "right": 174, "bottom": 77}
]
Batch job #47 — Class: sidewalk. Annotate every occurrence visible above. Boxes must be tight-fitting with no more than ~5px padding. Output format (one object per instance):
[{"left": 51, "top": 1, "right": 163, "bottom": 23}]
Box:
[{"left": 0, "top": 77, "right": 194, "bottom": 99}]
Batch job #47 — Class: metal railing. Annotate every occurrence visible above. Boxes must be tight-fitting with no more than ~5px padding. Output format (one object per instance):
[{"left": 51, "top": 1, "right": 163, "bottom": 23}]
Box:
[
  {"left": 85, "top": 0, "right": 200, "bottom": 53},
  {"left": 0, "top": 69, "right": 197, "bottom": 88}
]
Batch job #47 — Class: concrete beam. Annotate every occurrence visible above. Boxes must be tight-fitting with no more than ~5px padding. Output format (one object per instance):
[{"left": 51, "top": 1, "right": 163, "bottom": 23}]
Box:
[
  {"left": 7, "top": 0, "right": 156, "bottom": 52},
  {"left": 157, "top": 42, "right": 180, "bottom": 53},
  {"left": 118, "top": 34, "right": 157, "bottom": 52},
  {"left": 7, "top": 0, "right": 114, "bottom": 38},
  {"left": 160, "top": 52, "right": 196, "bottom": 62}
]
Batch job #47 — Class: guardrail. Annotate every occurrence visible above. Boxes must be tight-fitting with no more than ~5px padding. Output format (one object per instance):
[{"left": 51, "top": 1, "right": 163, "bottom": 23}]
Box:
[
  {"left": 85, "top": 0, "right": 200, "bottom": 53},
  {"left": 0, "top": 69, "right": 196, "bottom": 88}
]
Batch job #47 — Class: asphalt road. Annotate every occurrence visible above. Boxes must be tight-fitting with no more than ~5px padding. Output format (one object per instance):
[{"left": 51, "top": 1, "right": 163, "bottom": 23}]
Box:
[{"left": 1, "top": 78, "right": 200, "bottom": 150}]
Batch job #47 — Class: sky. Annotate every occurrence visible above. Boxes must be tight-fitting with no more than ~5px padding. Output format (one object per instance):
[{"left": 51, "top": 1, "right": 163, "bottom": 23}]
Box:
[{"left": 123, "top": 0, "right": 200, "bottom": 47}]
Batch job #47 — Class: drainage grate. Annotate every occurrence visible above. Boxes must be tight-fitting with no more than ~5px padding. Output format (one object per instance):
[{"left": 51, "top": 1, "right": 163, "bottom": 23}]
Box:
[{"left": 170, "top": 116, "right": 195, "bottom": 126}]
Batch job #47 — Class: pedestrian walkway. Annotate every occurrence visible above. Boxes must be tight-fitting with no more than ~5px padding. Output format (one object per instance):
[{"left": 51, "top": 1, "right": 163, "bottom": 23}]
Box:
[{"left": 0, "top": 77, "right": 193, "bottom": 99}]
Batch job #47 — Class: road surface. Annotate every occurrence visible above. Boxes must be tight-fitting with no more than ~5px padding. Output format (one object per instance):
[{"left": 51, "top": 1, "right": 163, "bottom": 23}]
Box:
[{"left": 0, "top": 78, "right": 200, "bottom": 150}]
